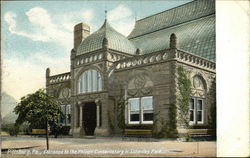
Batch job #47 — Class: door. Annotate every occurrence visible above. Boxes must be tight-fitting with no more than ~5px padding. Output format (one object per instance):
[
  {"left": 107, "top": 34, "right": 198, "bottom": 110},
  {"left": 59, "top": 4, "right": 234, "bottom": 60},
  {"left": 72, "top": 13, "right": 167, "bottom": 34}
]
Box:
[{"left": 83, "top": 102, "right": 97, "bottom": 135}]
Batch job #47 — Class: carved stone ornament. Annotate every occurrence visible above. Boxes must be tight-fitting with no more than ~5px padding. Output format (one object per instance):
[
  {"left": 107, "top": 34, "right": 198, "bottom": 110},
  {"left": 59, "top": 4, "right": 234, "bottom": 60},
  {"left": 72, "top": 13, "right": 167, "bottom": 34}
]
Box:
[
  {"left": 127, "top": 70, "right": 153, "bottom": 97},
  {"left": 134, "top": 73, "right": 146, "bottom": 89},
  {"left": 62, "top": 87, "right": 71, "bottom": 98}
]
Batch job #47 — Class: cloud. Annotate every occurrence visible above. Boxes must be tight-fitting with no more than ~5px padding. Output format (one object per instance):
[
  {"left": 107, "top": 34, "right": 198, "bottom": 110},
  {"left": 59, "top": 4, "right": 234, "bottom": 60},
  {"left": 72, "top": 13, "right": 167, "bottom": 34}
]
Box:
[
  {"left": 108, "top": 5, "right": 132, "bottom": 21},
  {"left": 110, "top": 19, "right": 135, "bottom": 36},
  {"left": 59, "top": 9, "right": 95, "bottom": 33},
  {"left": 82, "top": 9, "right": 94, "bottom": 22},
  {"left": 4, "top": 12, "right": 48, "bottom": 41},
  {"left": 107, "top": 5, "right": 135, "bottom": 36},
  {"left": 4, "top": 8, "right": 72, "bottom": 51},
  {"left": 2, "top": 52, "right": 70, "bottom": 101}
]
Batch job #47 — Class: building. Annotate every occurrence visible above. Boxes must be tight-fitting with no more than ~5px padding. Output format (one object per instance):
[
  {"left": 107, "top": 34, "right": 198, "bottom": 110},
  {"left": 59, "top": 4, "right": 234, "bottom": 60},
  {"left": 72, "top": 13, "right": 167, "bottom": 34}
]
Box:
[{"left": 45, "top": 0, "right": 216, "bottom": 137}]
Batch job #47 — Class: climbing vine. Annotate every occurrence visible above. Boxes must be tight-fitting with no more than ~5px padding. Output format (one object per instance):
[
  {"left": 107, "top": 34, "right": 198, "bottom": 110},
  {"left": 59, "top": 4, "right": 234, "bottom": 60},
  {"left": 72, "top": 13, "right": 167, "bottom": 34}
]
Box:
[
  {"left": 177, "top": 66, "right": 192, "bottom": 138},
  {"left": 152, "top": 104, "right": 177, "bottom": 138},
  {"left": 117, "top": 98, "right": 126, "bottom": 130}
]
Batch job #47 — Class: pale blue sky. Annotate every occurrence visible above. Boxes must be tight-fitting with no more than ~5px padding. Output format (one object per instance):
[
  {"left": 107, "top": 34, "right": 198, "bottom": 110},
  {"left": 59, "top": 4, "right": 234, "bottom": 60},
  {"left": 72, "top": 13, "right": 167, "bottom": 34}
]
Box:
[{"left": 2, "top": 0, "right": 192, "bottom": 100}]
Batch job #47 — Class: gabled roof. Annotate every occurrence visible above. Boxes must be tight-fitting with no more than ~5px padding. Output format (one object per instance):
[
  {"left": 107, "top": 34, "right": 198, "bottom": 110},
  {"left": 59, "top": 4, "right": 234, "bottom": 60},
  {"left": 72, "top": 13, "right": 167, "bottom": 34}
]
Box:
[
  {"left": 128, "top": 0, "right": 215, "bottom": 61},
  {"left": 130, "top": 15, "right": 215, "bottom": 60},
  {"left": 77, "top": 20, "right": 136, "bottom": 56}
]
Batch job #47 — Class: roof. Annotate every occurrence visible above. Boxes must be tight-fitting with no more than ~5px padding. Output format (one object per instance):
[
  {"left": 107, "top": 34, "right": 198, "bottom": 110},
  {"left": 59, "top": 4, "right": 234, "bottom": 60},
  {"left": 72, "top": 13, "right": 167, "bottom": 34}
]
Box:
[
  {"left": 77, "top": 20, "right": 136, "bottom": 56},
  {"left": 130, "top": 15, "right": 215, "bottom": 60},
  {"left": 128, "top": 0, "right": 215, "bottom": 61}
]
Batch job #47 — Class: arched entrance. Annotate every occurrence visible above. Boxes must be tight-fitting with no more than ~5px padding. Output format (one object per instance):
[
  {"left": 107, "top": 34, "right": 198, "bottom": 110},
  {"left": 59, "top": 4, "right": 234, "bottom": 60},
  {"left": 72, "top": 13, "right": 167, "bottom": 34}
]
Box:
[{"left": 83, "top": 102, "right": 97, "bottom": 136}]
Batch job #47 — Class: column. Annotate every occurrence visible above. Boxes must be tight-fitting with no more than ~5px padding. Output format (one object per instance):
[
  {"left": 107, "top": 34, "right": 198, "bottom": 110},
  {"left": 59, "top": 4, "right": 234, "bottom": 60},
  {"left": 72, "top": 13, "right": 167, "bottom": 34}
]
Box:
[
  {"left": 124, "top": 86, "right": 128, "bottom": 124},
  {"left": 96, "top": 105, "right": 100, "bottom": 128},
  {"left": 79, "top": 106, "right": 82, "bottom": 127}
]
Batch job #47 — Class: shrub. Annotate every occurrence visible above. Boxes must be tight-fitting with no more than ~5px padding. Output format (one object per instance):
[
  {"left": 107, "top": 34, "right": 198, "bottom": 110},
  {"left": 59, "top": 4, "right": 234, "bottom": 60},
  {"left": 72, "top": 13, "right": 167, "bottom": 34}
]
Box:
[{"left": 60, "top": 126, "right": 71, "bottom": 135}]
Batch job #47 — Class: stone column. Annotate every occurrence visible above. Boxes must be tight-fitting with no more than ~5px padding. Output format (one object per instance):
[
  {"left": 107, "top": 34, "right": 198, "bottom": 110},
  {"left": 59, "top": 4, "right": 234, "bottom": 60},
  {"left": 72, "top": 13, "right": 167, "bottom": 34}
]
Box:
[
  {"left": 95, "top": 99, "right": 101, "bottom": 128},
  {"left": 79, "top": 106, "right": 82, "bottom": 127},
  {"left": 124, "top": 86, "right": 128, "bottom": 124},
  {"left": 96, "top": 105, "right": 100, "bottom": 128}
]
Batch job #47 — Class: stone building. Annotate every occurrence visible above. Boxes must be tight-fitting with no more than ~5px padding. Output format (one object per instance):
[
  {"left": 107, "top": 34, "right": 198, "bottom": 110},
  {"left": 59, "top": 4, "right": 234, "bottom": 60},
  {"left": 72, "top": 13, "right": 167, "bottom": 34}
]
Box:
[{"left": 46, "top": 0, "right": 216, "bottom": 137}]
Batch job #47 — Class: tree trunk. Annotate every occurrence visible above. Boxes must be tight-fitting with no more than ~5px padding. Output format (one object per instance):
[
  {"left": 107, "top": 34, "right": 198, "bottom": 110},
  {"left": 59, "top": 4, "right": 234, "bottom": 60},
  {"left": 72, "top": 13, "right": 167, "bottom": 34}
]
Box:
[{"left": 46, "top": 120, "right": 49, "bottom": 150}]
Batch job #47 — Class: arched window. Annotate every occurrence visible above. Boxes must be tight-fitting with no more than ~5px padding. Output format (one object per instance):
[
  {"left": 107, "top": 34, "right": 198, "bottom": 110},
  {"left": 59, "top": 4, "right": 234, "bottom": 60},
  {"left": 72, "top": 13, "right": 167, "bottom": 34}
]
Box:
[
  {"left": 189, "top": 75, "right": 206, "bottom": 125},
  {"left": 78, "top": 69, "right": 102, "bottom": 93}
]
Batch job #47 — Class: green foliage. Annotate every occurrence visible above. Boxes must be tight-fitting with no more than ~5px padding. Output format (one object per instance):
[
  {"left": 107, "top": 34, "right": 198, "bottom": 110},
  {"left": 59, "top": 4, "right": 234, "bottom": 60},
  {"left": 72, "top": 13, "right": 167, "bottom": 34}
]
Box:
[
  {"left": 8, "top": 125, "right": 19, "bottom": 136},
  {"left": 166, "top": 104, "right": 178, "bottom": 138},
  {"left": 177, "top": 66, "right": 192, "bottom": 129},
  {"left": 152, "top": 105, "right": 178, "bottom": 138},
  {"left": 152, "top": 113, "right": 165, "bottom": 138},
  {"left": 117, "top": 99, "right": 126, "bottom": 130},
  {"left": 2, "top": 124, "right": 19, "bottom": 136},
  {"left": 14, "top": 89, "right": 63, "bottom": 129},
  {"left": 2, "top": 123, "right": 30, "bottom": 136},
  {"left": 108, "top": 110, "right": 115, "bottom": 133},
  {"left": 60, "top": 126, "right": 71, "bottom": 135}
]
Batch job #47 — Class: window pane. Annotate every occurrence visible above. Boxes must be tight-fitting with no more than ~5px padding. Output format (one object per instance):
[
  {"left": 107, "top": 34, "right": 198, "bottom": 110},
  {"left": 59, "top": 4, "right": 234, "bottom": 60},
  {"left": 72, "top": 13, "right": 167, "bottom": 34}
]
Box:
[
  {"left": 88, "top": 70, "right": 92, "bottom": 92},
  {"left": 60, "top": 105, "right": 66, "bottom": 124},
  {"left": 197, "top": 100, "right": 202, "bottom": 110},
  {"left": 78, "top": 76, "right": 83, "bottom": 93},
  {"left": 143, "top": 113, "right": 153, "bottom": 121},
  {"left": 190, "top": 98, "right": 194, "bottom": 109},
  {"left": 98, "top": 72, "right": 102, "bottom": 91},
  {"left": 92, "top": 70, "right": 97, "bottom": 91},
  {"left": 83, "top": 72, "right": 88, "bottom": 92},
  {"left": 141, "top": 96, "right": 153, "bottom": 110},
  {"left": 190, "top": 110, "right": 194, "bottom": 121},
  {"left": 61, "top": 105, "right": 66, "bottom": 114},
  {"left": 197, "top": 111, "right": 202, "bottom": 121},
  {"left": 129, "top": 98, "right": 139, "bottom": 111},
  {"left": 130, "top": 114, "right": 139, "bottom": 121},
  {"left": 67, "top": 114, "right": 71, "bottom": 124}
]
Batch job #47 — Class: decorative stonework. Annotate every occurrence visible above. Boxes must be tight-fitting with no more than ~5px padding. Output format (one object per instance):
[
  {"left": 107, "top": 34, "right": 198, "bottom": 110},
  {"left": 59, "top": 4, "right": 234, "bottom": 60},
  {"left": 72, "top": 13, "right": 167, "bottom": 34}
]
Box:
[
  {"left": 191, "top": 75, "right": 206, "bottom": 97},
  {"left": 134, "top": 73, "right": 146, "bottom": 89},
  {"left": 127, "top": 69, "right": 153, "bottom": 97},
  {"left": 49, "top": 72, "right": 71, "bottom": 84},
  {"left": 59, "top": 87, "right": 71, "bottom": 99},
  {"left": 115, "top": 49, "right": 215, "bottom": 72}
]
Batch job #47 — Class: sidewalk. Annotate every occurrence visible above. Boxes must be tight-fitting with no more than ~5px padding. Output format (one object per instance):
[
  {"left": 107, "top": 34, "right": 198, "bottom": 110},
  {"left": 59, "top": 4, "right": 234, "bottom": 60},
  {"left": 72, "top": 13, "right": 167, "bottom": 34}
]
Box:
[{"left": 2, "top": 136, "right": 216, "bottom": 157}]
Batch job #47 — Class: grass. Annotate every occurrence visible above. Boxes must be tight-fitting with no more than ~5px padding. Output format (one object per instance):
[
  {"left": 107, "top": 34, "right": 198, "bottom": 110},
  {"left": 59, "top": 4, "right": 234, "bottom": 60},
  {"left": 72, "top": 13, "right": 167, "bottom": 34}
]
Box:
[{"left": 1, "top": 131, "right": 10, "bottom": 136}]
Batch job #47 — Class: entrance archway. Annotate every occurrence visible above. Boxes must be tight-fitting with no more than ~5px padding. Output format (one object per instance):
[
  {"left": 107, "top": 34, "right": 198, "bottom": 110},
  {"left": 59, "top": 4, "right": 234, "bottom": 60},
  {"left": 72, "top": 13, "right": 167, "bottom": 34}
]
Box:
[{"left": 83, "top": 102, "right": 97, "bottom": 136}]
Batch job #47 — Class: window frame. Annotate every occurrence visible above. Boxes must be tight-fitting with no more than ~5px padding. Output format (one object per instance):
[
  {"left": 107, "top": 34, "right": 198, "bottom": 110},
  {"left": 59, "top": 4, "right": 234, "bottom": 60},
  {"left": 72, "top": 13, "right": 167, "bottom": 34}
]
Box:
[
  {"left": 77, "top": 69, "right": 103, "bottom": 94},
  {"left": 59, "top": 104, "right": 71, "bottom": 126},
  {"left": 128, "top": 97, "right": 140, "bottom": 124},
  {"left": 189, "top": 97, "right": 204, "bottom": 125},
  {"left": 128, "top": 96, "right": 154, "bottom": 125},
  {"left": 141, "top": 96, "right": 154, "bottom": 124}
]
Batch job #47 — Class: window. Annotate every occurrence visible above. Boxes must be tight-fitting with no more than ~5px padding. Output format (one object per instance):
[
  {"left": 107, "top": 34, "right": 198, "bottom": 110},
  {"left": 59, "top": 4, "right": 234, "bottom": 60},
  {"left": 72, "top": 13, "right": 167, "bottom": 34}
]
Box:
[
  {"left": 189, "top": 98, "right": 204, "bottom": 124},
  {"left": 78, "top": 69, "right": 102, "bottom": 93},
  {"left": 128, "top": 96, "right": 153, "bottom": 124},
  {"left": 59, "top": 104, "right": 71, "bottom": 125}
]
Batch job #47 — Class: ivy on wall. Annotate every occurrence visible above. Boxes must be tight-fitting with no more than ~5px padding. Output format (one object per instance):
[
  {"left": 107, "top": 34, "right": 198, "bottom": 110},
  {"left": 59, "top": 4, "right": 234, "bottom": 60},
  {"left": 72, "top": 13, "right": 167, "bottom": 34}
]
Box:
[
  {"left": 152, "top": 104, "right": 177, "bottom": 138},
  {"left": 117, "top": 98, "right": 126, "bottom": 131},
  {"left": 177, "top": 66, "right": 192, "bottom": 138},
  {"left": 108, "top": 109, "right": 115, "bottom": 133}
]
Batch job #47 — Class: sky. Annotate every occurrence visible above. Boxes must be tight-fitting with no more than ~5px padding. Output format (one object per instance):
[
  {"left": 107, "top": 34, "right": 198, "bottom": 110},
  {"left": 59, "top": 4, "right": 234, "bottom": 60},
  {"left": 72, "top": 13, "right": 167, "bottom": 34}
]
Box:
[{"left": 2, "top": 0, "right": 192, "bottom": 101}]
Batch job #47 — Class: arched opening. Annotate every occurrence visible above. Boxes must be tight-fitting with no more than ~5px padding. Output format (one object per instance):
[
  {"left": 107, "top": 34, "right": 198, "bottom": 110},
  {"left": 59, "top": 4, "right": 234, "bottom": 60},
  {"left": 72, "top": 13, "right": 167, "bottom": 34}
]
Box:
[{"left": 78, "top": 69, "right": 102, "bottom": 94}]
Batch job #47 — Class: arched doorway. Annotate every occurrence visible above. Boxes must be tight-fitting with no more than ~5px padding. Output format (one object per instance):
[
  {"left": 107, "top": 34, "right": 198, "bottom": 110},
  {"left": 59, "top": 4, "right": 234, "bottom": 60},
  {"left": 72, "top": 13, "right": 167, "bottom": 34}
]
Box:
[{"left": 83, "top": 102, "right": 97, "bottom": 135}]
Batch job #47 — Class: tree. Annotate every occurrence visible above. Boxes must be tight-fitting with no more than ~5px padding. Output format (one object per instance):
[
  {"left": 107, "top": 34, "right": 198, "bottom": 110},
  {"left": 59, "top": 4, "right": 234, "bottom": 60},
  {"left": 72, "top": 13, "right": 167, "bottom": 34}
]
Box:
[
  {"left": 177, "top": 66, "right": 192, "bottom": 139},
  {"left": 14, "top": 89, "right": 63, "bottom": 150}
]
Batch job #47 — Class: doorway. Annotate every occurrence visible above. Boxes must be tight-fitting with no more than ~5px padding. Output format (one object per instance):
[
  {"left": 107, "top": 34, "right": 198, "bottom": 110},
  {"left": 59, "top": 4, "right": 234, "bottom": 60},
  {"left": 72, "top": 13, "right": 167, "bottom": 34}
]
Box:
[{"left": 83, "top": 102, "right": 97, "bottom": 136}]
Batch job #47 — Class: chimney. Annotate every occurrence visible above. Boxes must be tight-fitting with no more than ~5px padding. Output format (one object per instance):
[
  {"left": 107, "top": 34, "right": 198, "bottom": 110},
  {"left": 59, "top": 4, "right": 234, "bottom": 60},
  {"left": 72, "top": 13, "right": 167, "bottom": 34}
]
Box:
[{"left": 74, "top": 23, "right": 90, "bottom": 50}]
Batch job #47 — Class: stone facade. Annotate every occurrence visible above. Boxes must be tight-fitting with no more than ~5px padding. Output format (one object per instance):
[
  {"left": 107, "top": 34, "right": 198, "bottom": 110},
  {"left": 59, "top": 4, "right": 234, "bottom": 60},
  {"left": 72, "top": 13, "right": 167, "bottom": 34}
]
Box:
[{"left": 45, "top": 0, "right": 216, "bottom": 138}]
